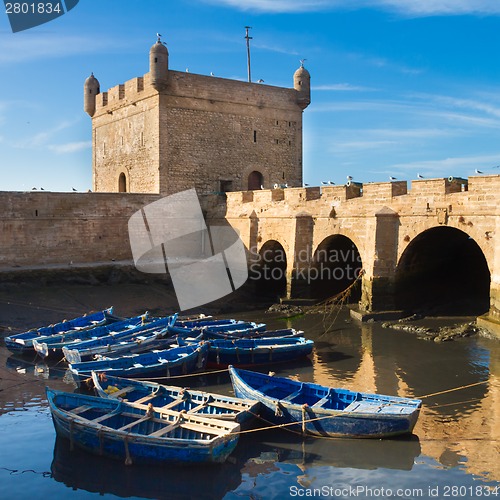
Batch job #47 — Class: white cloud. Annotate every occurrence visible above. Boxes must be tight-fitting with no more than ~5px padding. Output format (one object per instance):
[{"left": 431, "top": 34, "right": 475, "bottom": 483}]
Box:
[
  {"left": 48, "top": 141, "right": 92, "bottom": 154},
  {"left": 386, "top": 153, "right": 500, "bottom": 176},
  {"left": 201, "top": 0, "right": 500, "bottom": 16},
  {"left": 376, "top": 0, "right": 500, "bottom": 16},
  {"left": 13, "top": 120, "right": 75, "bottom": 149},
  {"left": 201, "top": 0, "right": 333, "bottom": 13}
]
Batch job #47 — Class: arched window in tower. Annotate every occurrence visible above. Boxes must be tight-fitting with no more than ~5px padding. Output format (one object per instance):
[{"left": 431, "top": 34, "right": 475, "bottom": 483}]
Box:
[
  {"left": 248, "top": 170, "right": 264, "bottom": 190},
  {"left": 118, "top": 173, "right": 127, "bottom": 193}
]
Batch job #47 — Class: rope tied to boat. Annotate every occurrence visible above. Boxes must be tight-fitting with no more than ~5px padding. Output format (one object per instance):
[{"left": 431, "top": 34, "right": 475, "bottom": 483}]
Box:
[
  {"left": 123, "top": 435, "right": 133, "bottom": 466},
  {"left": 275, "top": 401, "right": 283, "bottom": 417},
  {"left": 301, "top": 404, "right": 308, "bottom": 434}
]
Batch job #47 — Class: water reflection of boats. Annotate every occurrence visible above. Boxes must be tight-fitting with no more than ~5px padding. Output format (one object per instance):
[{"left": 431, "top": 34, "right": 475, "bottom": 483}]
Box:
[
  {"left": 51, "top": 436, "right": 243, "bottom": 500},
  {"left": 243, "top": 429, "right": 421, "bottom": 472},
  {"left": 5, "top": 354, "right": 64, "bottom": 380}
]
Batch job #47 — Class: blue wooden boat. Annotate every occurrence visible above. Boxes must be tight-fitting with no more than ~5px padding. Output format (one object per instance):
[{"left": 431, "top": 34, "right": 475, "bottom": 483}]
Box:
[
  {"left": 46, "top": 388, "right": 240, "bottom": 465},
  {"left": 203, "top": 328, "right": 303, "bottom": 340},
  {"left": 229, "top": 366, "right": 422, "bottom": 439},
  {"left": 61, "top": 315, "right": 179, "bottom": 363},
  {"left": 33, "top": 313, "right": 152, "bottom": 359},
  {"left": 4, "top": 307, "right": 117, "bottom": 354},
  {"left": 68, "top": 343, "right": 209, "bottom": 378},
  {"left": 178, "top": 337, "right": 314, "bottom": 368},
  {"left": 91, "top": 372, "right": 259, "bottom": 428},
  {"left": 168, "top": 320, "right": 266, "bottom": 337}
]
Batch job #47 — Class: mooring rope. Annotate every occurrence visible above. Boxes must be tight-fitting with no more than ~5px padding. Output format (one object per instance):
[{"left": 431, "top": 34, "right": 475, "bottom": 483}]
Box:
[
  {"left": 135, "top": 368, "right": 229, "bottom": 381},
  {"left": 417, "top": 380, "right": 489, "bottom": 399}
]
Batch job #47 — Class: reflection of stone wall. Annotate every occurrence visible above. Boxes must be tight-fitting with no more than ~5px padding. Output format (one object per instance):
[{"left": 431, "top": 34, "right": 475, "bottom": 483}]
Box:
[{"left": 311, "top": 324, "right": 500, "bottom": 483}]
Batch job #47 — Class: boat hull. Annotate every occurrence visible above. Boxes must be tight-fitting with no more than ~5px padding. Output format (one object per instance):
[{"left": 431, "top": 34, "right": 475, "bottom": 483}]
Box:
[
  {"left": 4, "top": 307, "right": 116, "bottom": 354},
  {"left": 68, "top": 344, "right": 209, "bottom": 378},
  {"left": 47, "top": 389, "right": 239, "bottom": 465},
  {"left": 229, "top": 366, "right": 421, "bottom": 439},
  {"left": 207, "top": 338, "right": 314, "bottom": 368}
]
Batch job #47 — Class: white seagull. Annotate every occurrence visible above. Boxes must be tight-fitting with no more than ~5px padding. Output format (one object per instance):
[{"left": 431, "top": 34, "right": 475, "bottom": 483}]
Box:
[
  {"left": 321, "top": 181, "right": 328, "bottom": 185},
  {"left": 389, "top": 176, "right": 397, "bottom": 181},
  {"left": 346, "top": 175, "right": 353, "bottom": 181},
  {"left": 417, "top": 173, "right": 424, "bottom": 179},
  {"left": 475, "top": 169, "right": 483, "bottom": 174}
]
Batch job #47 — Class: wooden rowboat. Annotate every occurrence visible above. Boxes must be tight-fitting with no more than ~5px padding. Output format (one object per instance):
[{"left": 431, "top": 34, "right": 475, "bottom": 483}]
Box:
[
  {"left": 61, "top": 315, "right": 179, "bottom": 363},
  {"left": 46, "top": 388, "right": 240, "bottom": 465},
  {"left": 91, "top": 372, "right": 259, "bottom": 428},
  {"left": 68, "top": 343, "right": 209, "bottom": 378},
  {"left": 4, "top": 307, "right": 117, "bottom": 354},
  {"left": 168, "top": 320, "right": 266, "bottom": 337},
  {"left": 178, "top": 337, "right": 314, "bottom": 368},
  {"left": 228, "top": 366, "right": 422, "bottom": 439},
  {"left": 32, "top": 313, "right": 153, "bottom": 359}
]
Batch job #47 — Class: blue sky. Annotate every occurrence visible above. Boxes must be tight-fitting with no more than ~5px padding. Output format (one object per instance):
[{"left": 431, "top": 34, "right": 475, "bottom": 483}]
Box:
[{"left": 1, "top": 0, "right": 500, "bottom": 191}]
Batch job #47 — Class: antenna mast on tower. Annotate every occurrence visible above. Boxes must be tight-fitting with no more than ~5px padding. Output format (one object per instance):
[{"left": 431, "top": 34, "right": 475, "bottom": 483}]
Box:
[{"left": 245, "top": 26, "right": 252, "bottom": 83}]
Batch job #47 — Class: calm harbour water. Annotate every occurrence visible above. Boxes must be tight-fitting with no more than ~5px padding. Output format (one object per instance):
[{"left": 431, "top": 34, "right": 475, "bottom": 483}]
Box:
[{"left": 1, "top": 308, "right": 499, "bottom": 500}]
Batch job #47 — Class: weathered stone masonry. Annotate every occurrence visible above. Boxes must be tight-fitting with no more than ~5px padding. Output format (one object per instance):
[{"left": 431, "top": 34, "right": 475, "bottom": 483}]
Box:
[{"left": 85, "top": 40, "right": 310, "bottom": 196}]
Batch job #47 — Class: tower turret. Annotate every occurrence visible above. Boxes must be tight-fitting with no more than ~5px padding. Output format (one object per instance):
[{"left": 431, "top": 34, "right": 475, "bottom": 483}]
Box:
[
  {"left": 84, "top": 73, "right": 100, "bottom": 117},
  {"left": 294, "top": 61, "right": 310, "bottom": 110},
  {"left": 149, "top": 35, "right": 169, "bottom": 90}
]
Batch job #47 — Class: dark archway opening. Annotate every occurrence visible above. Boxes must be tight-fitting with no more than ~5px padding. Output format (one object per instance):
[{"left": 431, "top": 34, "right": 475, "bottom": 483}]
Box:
[
  {"left": 118, "top": 173, "right": 127, "bottom": 193},
  {"left": 248, "top": 171, "right": 264, "bottom": 190},
  {"left": 253, "top": 240, "right": 287, "bottom": 298},
  {"left": 395, "top": 227, "right": 490, "bottom": 315},
  {"left": 308, "top": 235, "right": 363, "bottom": 301}
]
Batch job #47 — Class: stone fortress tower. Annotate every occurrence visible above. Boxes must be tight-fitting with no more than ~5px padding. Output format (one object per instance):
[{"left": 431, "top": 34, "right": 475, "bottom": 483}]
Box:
[{"left": 84, "top": 36, "right": 311, "bottom": 195}]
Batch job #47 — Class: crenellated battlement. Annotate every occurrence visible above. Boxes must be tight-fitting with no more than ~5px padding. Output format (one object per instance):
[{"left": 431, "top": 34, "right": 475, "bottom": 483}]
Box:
[
  {"left": 225, "top": 175, "right": 500, "bottom": 219},
  {"left": 92, "top": 69, "right": 302, "bottom": 117}
]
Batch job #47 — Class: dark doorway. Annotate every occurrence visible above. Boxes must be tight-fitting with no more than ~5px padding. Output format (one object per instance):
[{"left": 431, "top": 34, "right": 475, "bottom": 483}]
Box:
[
  {"left": 309, "top": 235, "right": 363, "bottom": 301},
  {"left": 253, "top": 240, "right": 287, "bottom": 298},
  {"left": 248, "top": 171, "right": 264, "bottom": 190},
  {"left": 395, "top": 227, "right": 490, "bottom": 315},
  {"left": 118, "top": 173, "right": 127, "bottom": 193}
]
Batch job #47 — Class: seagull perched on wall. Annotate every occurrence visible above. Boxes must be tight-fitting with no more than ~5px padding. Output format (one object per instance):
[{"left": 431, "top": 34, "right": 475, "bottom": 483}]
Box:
[
  {"left": 40, "top": 187, "right": 45, "bottom": 190},
  {"left": 72, "top": 187, "right": 77, "bottom": 191},
  {"left": 389, "top": 176, "right": 397, "bottom": 181},
  {"left": 417, "top": 173, "right": 424, "bottom": 179},
  {"left": 475, "top": 169, "right": 483, "bottom": 174},
  {"left": 210, "top": 72, "right": 215, "bottom": 76},
  {"left": 328, "top": 181, "right": 335, "bottom": 185},
  {"left": 321, "top": 181, "right": 328, "bottom": 185},
  {"left": 346, "top": 175, "right": 353, "bottom": 181},
  {"left": 32, "top": 187, "right": 37, "bottom": 190}
]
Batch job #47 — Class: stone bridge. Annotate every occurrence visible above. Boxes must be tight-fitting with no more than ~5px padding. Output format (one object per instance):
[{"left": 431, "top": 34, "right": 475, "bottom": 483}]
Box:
[{"left": 218, "top": 175, "right": 499, "bottom": 330}]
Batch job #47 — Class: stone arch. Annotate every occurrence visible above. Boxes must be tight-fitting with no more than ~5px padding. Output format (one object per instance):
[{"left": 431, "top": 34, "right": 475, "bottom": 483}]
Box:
[
  {"left": 253, "top": 239, "right": 288, "bottom": 297},
  {"left": 118, "top": 172, "right": 128, "bottom": 193},
  {"left": 308, "top": 234, "right": 363, "bottom": 301},
  {"left": 395, "top": 226, "right": 490, "bottom": 315},
  {"left": 248, "top": 170, "right": 264, "bottom": 190}
]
